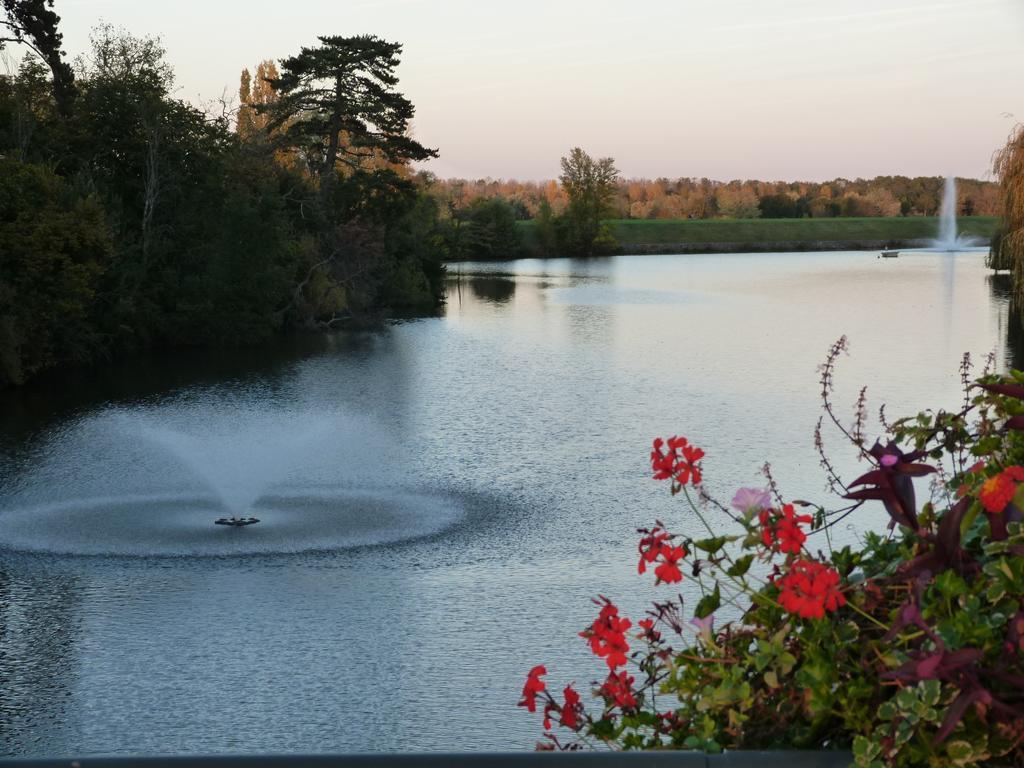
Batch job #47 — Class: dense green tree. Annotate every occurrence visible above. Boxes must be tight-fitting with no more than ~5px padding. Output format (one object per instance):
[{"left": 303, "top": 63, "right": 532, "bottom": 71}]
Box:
[
  {"left": 258, "top": 35, "right": 444, "bottom": 319},
  {"left": 380, "top": 191, "right": 449, "bottom": 311},
  {"left": 457, "top": 197, "right": 521, "bottom": 260},
  {"left": 0, "top": 159, "right": 112, "bottom": 385},
  {"left": 0, "top": 20, "right": 447, "bottom": 387},
  {"left": 533, "top": 197, "right": 558, "bottom": 257},
  {"left": 558, "top": 147, "right": 619, "bottom": 256},
  {"left": 758, "top": 193, "right": 799, "bottom": 218},
  {"left": 0, "top": 57, "right": 55, "bottom": 161}
]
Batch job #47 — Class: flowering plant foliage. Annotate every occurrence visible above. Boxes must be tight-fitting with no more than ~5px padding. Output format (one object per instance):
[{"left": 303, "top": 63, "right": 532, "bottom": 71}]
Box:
[{"left": 519, "top": 338, "right": 1024, "bottom": 766}]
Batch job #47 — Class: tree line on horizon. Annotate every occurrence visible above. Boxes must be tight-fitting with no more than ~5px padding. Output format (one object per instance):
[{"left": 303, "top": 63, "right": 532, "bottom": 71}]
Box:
[{"left": 428, "top": 173, "right": 1001, "bottom": 223}]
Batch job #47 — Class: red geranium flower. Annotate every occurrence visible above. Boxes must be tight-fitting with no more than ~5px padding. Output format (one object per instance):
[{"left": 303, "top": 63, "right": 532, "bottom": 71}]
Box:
[
  {"left": 600, "top": 669, "right": 637, "bottom": 709},
  {"left": 651, "top": 436, "right": 704, "bottom": 486},
  {"left": 636, "top": 618, "right": 661, "bottom": 642},
  {"left": 559, "top": 685, "right": 582, "bottom": 729},
  {"left": 541, "top": 684, "right": 583, "bottom": 730},
  {"left": 580, "top": 598, "right": 632, "bottom": 669},
  {"left": 518, "top": 665, "right": 547, "bottom": 713},
  {"left": 637, "top": 523, "right": 672, "bottom": 575},
  {"left": 654, "top": 545, "right": 686, "bottom": 584},
  {"left": 760, "top": 504, "right": 812, "bottom": 555},
  {"left": 637, "top": 523, "right": 687, "bottom": 584},
  {"left": 542, "top": 700, "right": 556, "bottom": 731},
  {"left": 777, "top": 559, "right": 846, "bottom": 619}
]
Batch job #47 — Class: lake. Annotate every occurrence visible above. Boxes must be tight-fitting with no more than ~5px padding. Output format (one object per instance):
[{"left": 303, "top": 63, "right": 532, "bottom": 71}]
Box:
[{"left": 0, "top": 250, "right": 1016, "bottom": 756}]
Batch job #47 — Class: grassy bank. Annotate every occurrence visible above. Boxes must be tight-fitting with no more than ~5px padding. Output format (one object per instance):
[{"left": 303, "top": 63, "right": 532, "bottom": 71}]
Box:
[{"left": 517, "top": 216, "right": 999, "bottom": 255}]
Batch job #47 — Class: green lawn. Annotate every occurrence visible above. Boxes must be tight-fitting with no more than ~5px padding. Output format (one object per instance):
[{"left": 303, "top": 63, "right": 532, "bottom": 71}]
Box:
[{"left": 517, "top": 216, "right": 999, "bottom": 252}]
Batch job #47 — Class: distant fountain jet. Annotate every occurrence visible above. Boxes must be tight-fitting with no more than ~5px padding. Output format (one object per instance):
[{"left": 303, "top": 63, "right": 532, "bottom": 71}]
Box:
[{"left": 929, "top": 176, "right": 983, "bottom": 252}]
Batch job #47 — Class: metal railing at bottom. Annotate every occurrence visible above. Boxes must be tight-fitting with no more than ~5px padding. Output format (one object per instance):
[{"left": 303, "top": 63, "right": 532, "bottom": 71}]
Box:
[{"left": 0, "top": 751, "right": 854, "bottom": 768}]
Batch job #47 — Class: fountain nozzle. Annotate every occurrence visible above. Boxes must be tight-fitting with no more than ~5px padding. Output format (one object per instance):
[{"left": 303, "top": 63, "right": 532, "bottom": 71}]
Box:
[{"left": 214, "top": 516, "right": 261, "bottom": 527}]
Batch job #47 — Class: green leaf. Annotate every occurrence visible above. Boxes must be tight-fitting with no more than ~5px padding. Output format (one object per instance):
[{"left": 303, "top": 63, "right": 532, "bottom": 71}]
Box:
[
  {"left": 960, "top": 502, "right": 982, "bottom": 541},
  {"left": 694, "top": 584, "right": 721, "bottom": 619},
  {"left": 999, "top": 559, "right": 1014, "bottom": 580},
  {"left": 987, "top": 583, "right": 1007, "bottom": 603},
  {"left": 694, "top": 536, "right": 733, "bottom": 554},
  {"left": 920, "top": 679, "right": 941, "bottom": 707},
  {"left": 946, "top": 740, "right": 973, "bottom": 764},
  {"left": 589, "top": 717, "right": 616, "bottom": 739},
  {"left": 896, "top": 687, "right": 918, "bottom": 711},
  {"left": 777, "top": 651, "right": 797, "bottom": 675},
  {"left": 726, "top": 554, "right": 754, "bottom": 577},
  {"left": 852, "top": 736, "right": 870, "bottom": 758},
  {"left": 894, "top": 720, "right": 915, "bottom": 746},
  {"left": 852, "top": 735, "right": 881, "bottom": 767}
]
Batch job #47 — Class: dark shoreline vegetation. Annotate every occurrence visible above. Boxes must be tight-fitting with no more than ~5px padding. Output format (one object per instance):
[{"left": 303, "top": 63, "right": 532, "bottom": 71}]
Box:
[
  {"left": 0, "top": 12, "right": 451, "bottom": 389},
  {"left": 0, "top": 2, "right": 1013, "bottom": 390},
  {"left": 504, "top": 216, "right": 999, "bottom": 258}
]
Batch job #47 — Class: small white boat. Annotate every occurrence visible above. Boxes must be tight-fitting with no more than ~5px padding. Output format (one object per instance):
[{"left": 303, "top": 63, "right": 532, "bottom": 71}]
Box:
[{"left": 880, "top": 250, "right": 899, "bottom": 258}]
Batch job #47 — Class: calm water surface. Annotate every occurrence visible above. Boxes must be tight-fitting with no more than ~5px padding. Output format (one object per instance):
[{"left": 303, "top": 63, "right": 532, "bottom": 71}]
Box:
[{"left": 0, "top": 251, "right": 1017, "bottom": 756}]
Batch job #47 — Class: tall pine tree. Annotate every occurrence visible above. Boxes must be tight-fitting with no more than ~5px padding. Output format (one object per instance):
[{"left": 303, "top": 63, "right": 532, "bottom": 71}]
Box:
[{"left": 261, "top": 35, "right": 436, "bottom": 203}]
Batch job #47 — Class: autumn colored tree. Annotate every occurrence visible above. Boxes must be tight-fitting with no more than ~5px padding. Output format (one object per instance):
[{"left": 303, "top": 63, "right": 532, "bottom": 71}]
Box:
[
  {"left": 237, "top": 68, "right": 255, "bottom": 137},
  {"left": 428, "top": 175, "right": 1000, "bottom": 224},
  {"left": 715, "top": 183, "right": 760, "bottom": 218},
  {"left": 237, "top": 59, "right": 279, "bottom": 140}
]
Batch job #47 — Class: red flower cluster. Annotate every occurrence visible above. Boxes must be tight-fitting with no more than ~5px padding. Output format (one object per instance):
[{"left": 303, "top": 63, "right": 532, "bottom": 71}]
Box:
[
  {"left": 777, "top": 559, "right": 846, "bottom": 619},
  {"left": 651, "top": 436, "right": 704, "bottom": 486},
  {"left": 637, "top": 523, "right": 687, "bottom": 584},
  {"left": 580, "top": 599, "right": 632, "bottom": 669},
  {"left": 543, "top": 685, "right": 582, "bottom": 730},
  {"left": 519, "top": 665, "right": 547, "bottom": 713},
  {"left": 979, "top": 465, "right": 1024, "bottom": 513},
  {"left": 599, "top": 669, "right": 637, "bottom": 709},
  {"left": 758, "top": 504, "right": 812, "bottom": 555},
  {"left": 636, "top": 618, "right": 661, "bottom": 642}
]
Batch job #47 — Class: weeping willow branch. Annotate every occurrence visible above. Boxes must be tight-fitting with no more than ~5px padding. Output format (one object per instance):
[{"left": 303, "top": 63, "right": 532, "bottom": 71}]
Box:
[{"left": 994, "top": 123, "right": 1024, "bottom": 300}]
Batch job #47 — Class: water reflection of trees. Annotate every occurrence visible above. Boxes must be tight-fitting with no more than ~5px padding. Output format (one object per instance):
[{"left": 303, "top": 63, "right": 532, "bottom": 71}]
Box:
[
  {"left": 467, "top": 276, "right": 516, "bottom": 304},
  {"left": 989, "top": 273, "right": 1024, "bottom": 370}
]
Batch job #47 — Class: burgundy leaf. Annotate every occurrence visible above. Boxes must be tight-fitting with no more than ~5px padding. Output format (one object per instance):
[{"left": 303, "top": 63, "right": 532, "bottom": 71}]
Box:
[
  {"left": 979, "top": 382, "right": 1024, "bottom": 399},
  {"left": 897, "top": 463, "right": 939, "bottom": 477},
  {"left": 937, "top": 498, "right": 970, "bottom": 561},
  {"left": 936, "top": 686, "right": 990, "bottom": 743},
  {"left": 849, "top": 469, "right": 888, "bottom": 487},
  {"left": 843, "top": 488, "right": 893, "bottom": 502}
]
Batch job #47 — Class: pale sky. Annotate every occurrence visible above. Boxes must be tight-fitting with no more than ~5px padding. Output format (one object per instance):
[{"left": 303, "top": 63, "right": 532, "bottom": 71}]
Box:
[{"left": 35, "top": 0, "right": 1024, "bottom": 181}]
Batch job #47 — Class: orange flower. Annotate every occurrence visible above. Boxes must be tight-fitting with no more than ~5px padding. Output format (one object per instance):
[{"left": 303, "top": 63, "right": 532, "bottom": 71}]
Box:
[{"left": 979, "top": 466, "right": 1024, "bottom": 513}]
